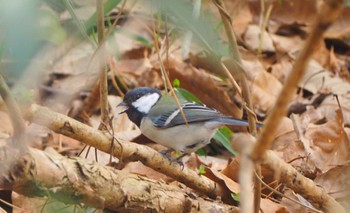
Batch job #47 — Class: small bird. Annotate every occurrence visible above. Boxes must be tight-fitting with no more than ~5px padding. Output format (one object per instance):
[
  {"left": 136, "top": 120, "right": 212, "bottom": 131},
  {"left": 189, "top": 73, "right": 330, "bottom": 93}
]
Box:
[{"left": 117, "top": 87, "right": 253, "bottom": 159}]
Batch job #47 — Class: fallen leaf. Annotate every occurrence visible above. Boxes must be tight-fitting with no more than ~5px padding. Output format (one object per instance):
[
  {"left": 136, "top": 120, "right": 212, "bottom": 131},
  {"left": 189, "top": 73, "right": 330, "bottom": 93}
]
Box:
[
  {"left": 244, "top": 25, "right": 275, "bottom": 52},
  {"left": 270, "top": 34, "right": 303, "bottom": 54},
  {"left": 261, "top": 198, "right": 289, "bottom": 213},
  {"left": 303, "top": 110, "right": 350, "bottom": 173},
  {"left": 268, "top": 55, "right": 293, "bottom": 82},
  {"left": 249, "top": 0, "right": 317, "bottom": 26},
  {"left": 204, "top": 166, "right": 240, "bottom": 203},
  {"left": 314, "top": 163, "right": 350, "bottom": 200},
  {"left": 298, "top": 60, "right": 350, "bottom": 95},
  {"left": 123, "top": 161, "right": 171, "bottom": 181},
  {"left": 242, "top": 59, "right": 283, "bottom": 113}
]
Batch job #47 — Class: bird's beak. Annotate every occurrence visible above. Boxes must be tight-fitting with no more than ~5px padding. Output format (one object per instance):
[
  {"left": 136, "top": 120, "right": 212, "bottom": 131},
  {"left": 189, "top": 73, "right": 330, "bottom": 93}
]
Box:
[{"left": 117, "top": 101, "right": 128, "bottom": 114}]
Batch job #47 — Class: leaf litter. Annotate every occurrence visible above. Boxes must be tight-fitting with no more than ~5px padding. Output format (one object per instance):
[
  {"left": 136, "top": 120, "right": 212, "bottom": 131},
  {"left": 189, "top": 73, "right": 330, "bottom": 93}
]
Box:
[{"left": 2, "top": 0, "right": 350, "bottom": 212}]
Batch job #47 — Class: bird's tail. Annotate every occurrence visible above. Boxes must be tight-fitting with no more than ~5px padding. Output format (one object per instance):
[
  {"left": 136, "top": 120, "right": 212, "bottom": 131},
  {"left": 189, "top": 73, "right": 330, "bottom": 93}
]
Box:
[{"left": 215, "top": 117, "right": 263, "bottom": 127}]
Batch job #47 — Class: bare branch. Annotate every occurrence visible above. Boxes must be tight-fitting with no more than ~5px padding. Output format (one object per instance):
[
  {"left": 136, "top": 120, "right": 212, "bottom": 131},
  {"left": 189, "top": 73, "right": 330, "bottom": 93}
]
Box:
[{"left": 1, "top": 146, "right": 238, "bottom": 212}]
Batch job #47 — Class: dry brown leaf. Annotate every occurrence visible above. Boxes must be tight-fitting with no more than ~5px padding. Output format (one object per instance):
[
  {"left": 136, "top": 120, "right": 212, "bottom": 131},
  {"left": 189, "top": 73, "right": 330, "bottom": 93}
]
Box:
[
  {"left": 311, "top": 39, "right": 331, "bottom": 67},
  {"left": 123, "top": 161, "right": 171, "bottom": 181},
  {"left": 204, "top": 166, "right": 240, "bottom": 203},
  {"left": 260, "top": 198, "right": 289, "bottom": 213},
  {"left": 329, "top": 48, "right": 350, "bottom": 83},
  {"left": 242, "top": 59, "right": 283, "bottom": 113},
  {"left": 270, "top": 34, "right": 303, "bottom": 54},
  {"left": 314, "top": 164, "right": 350, "bottom": 200},
  {"left": 244, "top": 24, "right": 275, "bottom": 52},
  {"left": 221, "top": 157, "right": 240, "bottom": 182},
  {"left": 302, "top": 109, "right": 350, "bottom": 173},
  {"left": 279, "top": 189, "right": 313, "bottom": 213},
  {"left": 299, "top": 60, "right": 350, "bottom": 95},
  {"left": 249, "top": 0, "right": 317, "bottom": 26},
  {"left": 313, "top": 95, "right": 350, "bottom": 125},
  {"left": 249, "top": 0, "right": 350, "bottom": 41},
  {"left": 294, "top": 95, "right": 350, "bottom": 173},
  {"left": 137, "top": 69, "right": 164, "bottom": 89},
  {"left": 324, "top": 8, "right": 350, "bottom": 40},
  {"left": 231, "top": 2, "right": 253, "bottom": 38},
  {"left": 202, "top": 0, "right": 252, "bottom": 38},
  {"left": 268, "top": 55, "right": 293, "bottom": 82},
  {"left": 190, "top": 154, "right": 229, "bottom": 172},
  {"left": 329, "top": 47, "right": 340, "bottom": 72},
  {"left": 269, "top": 117, "right": 319, "bottom": 178}
]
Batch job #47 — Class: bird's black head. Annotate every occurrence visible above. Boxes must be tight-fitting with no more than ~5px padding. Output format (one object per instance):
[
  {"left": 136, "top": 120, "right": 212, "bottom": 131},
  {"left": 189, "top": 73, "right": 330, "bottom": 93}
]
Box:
[{"left": 117, "top": 87, "right": 162, "bottom": 127}]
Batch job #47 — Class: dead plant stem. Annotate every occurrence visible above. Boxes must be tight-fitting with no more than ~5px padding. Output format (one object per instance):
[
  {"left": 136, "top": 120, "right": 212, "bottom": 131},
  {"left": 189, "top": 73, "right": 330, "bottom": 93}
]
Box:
[
  {"left": 213, "top": 0, "right": 260, "bottom": 212},
  {"left": 0, "top": 74, "right": 26, "bottom": 149},
  {"left": 96, "top": 0, "right": 109, "bottom": 130}
]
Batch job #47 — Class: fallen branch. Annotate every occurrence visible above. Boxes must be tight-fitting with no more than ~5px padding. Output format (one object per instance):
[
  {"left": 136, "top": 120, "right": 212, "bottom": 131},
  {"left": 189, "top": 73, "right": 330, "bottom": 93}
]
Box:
[{"left": 0, "top": 146, "right": 238, "bottom": 212}]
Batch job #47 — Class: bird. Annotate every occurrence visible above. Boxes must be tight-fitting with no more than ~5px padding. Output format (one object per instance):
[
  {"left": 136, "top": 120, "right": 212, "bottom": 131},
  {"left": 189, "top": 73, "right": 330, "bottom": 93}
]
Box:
[{"left": 117, "top": 87, "right": 254, "bottom": 160}]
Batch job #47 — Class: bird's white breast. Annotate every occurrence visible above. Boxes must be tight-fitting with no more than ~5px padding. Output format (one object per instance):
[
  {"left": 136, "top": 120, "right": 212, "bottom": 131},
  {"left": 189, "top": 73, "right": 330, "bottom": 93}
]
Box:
[{"left": 140, "top": 118, "right": 218, "bottom": 153}]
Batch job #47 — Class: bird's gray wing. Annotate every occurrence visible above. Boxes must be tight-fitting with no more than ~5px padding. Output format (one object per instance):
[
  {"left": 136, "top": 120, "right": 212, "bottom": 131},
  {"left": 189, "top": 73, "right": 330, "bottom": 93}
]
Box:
[{"left": 152, "top": 103, "right": 221, "bottom": 128}]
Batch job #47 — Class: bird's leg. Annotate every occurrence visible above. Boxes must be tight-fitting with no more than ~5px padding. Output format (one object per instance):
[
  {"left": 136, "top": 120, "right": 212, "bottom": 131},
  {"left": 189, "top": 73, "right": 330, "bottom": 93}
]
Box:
[
  {"left": 175, "top": 153, "right": 187, "bottom": 161},
  {"left": 160, "top": 148, "right": 178, "bottom": 164},
  {"left": 175, "top": 153, "right": 188, "bottom": 170},
  {"left": 160, "top": 148, "right": 174, "bottom": 160},
  {"left": 160, "top": 148, "right": 185, "bottom": 169}
]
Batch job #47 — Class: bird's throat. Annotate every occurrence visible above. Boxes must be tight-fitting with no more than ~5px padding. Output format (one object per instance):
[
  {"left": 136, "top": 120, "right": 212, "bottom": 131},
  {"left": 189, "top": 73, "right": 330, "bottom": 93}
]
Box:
[{"left": 126, "top": 108, "right": 144, "bottom": 127}]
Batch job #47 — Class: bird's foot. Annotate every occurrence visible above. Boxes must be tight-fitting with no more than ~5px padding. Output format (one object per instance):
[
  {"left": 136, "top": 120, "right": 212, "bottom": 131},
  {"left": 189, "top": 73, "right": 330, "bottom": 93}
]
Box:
[{"left": 160, "top": 149, "right": 185, "bottom": 169}]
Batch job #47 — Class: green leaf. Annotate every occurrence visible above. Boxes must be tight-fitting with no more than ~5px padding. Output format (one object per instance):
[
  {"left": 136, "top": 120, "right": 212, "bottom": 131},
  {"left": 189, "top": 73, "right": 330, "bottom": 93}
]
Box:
[
  {"left": 132, "top": 35, "right": 153, "bottom": 48},
  {"left": 174, "top": 88, "right": 201, "bottom": 103},
  {"left": 213, "top": 126, "right": 237, "bottom": 156},
  {"left": 198, "top": 164, "right": 206, "bottom": 175},
  {"left": 231, "top": 192, "right": 240, "bottom": 202},
  {"left": 196, "top": 148, "right": 206, "bottom": 156},
  {"left": 173, "top": 79, "right": 180, "bottom": 88}
]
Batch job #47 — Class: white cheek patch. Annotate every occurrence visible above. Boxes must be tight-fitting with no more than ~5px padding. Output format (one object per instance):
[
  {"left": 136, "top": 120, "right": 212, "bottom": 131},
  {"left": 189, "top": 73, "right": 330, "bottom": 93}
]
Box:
[{"left": 132, "top": 93, "right": 160, "bottom": 114}]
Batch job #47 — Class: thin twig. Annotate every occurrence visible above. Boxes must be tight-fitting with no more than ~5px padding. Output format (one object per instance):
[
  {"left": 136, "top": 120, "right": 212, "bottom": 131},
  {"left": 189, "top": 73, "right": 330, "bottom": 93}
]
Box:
[
  {"left": 151, "top": 17, "right": 189, "bottom": 126},
  {"left": 212, "top": 0, "right": 257, "bottom": 135},
  {"left": 96, "top": 0, "right": 109, "bottom": 131},
  {"left": 254, "top": 171, "right": 322, "bottom": 213},
  {"left": 212, "top": 0, "right": 260, "bottom": 212},
  {"left": 258, "top": 4, "right": 273, "bottom": 57}
]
